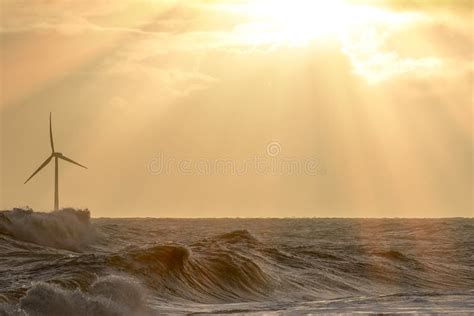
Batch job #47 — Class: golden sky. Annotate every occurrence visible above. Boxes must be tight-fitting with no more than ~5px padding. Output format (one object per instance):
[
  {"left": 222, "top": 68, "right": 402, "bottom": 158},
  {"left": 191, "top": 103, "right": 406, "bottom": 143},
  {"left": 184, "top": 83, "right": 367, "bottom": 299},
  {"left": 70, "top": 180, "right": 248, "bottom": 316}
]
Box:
[{"left": 1, "top": 0, "right": 472, "bottom": 217}]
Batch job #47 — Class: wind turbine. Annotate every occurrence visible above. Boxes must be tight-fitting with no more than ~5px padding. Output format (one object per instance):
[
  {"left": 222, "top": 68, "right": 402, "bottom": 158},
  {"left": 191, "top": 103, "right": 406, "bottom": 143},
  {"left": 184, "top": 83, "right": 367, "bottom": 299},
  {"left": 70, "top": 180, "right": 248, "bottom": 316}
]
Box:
[{"left": 24, "top": 113, "right": 87, "bottom": 211}]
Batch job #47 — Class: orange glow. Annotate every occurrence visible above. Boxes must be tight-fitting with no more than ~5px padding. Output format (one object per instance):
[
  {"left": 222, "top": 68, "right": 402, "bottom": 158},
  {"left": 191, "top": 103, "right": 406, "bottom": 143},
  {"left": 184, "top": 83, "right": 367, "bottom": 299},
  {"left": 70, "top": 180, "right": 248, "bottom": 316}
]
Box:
[{"left": 0, "top": 0, "right": 471, "bottom": 217}]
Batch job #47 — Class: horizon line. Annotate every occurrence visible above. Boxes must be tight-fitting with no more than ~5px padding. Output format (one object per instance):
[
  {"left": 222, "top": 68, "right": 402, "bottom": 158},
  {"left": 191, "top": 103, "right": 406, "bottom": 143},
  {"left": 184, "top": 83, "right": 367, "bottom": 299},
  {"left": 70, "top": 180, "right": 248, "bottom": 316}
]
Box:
[{"left": 91, "top": 216, "right": 474, "bottom": 220}]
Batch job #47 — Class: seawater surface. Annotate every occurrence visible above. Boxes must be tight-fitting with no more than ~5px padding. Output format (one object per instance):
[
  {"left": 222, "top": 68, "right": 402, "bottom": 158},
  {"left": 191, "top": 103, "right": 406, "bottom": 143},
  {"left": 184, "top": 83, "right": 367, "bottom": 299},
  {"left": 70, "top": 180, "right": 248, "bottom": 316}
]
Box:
[{"left": 0, "top": 208, "right": 473, "bottom": 315}]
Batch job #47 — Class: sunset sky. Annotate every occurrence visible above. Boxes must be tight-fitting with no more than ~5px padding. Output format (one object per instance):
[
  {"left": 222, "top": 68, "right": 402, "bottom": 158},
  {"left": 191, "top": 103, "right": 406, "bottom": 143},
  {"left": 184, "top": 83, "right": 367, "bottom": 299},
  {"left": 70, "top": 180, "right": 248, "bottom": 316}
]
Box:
[{"left": 1, "top": 0, "right": 472, "bottom": 218}]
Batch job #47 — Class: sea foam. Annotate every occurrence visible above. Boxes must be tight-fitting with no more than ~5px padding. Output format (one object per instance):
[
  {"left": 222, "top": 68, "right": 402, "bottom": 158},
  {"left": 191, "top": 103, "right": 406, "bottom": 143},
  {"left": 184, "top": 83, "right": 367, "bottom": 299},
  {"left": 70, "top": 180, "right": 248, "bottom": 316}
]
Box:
[
  {"left": 19, "top": 275, "right": 149, "bottom": 316},
  {"left": 0, "top": 208, "right": 95, "bottom": 251}
]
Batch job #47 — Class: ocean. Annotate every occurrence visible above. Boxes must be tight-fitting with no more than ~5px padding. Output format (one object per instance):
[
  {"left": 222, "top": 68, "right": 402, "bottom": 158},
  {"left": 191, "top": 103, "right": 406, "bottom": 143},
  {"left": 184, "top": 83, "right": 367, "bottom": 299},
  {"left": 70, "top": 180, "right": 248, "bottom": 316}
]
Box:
[{"left": 0, "top": 208, "right": 473, "bottom": 315}]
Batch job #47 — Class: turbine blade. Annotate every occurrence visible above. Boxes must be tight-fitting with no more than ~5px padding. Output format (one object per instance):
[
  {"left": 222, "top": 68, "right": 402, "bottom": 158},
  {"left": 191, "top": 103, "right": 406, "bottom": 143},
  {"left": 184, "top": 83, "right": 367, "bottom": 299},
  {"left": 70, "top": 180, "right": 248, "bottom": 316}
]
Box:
[
  {"left": 59, "top": 155, "right": 87, "bottom": 169},
  {"left": 24, "top": 155, "right": 53, "bottom": 184},
  {"left": 49, "top": 112, "right": 55, "bottom": 153}
]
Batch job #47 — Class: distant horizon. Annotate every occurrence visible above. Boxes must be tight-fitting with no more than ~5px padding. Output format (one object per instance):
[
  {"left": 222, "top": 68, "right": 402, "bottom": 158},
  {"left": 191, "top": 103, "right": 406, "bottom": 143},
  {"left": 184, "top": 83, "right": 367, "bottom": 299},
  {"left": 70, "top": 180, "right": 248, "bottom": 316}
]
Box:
[
  {"left": 2, "top": 206, "right": 472, "bottom": 220},
  {"left": 90, "top": 216, "right": 474, "bottom": 220}
]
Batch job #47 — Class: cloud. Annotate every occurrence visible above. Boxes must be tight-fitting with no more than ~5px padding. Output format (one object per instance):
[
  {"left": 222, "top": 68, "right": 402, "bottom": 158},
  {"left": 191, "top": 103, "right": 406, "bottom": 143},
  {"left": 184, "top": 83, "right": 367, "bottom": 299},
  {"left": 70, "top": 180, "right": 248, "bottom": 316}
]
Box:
[
  {"left": 333, "top": 1, "right": 472, "bottom": 84},
  {"left": 0, "top": 0, "right": 243, "bottom": 36},
  {"left": 382, "top": 18, "right": 473, "bottom": 61},
  {"left": 351, "top": 0, "right": 473, "bottom": 12},
  {"left": 1, "top": 0, "right": 471, "bottom": 92},
  {"left": 98, "top": 49, "right": 219, "bottom": 99},
  {"left": 0, "top": 0, "right": 125, "bottom": 33}
]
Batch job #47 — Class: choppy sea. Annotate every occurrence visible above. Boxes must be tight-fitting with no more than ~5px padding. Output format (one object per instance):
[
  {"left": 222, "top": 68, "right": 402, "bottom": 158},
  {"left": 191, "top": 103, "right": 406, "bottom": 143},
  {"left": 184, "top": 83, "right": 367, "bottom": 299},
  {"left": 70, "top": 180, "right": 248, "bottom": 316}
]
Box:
[{"left": 1, "top": 208, "right": 473, "bottom": 315}]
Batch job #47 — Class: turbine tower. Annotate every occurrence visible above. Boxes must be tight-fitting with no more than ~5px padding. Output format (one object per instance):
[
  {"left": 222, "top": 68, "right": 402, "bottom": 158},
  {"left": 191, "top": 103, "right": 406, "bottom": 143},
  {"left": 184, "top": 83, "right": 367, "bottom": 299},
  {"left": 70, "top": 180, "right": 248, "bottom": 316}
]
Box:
[{"left": 25, "top": 113, "right": 87, "bottom": 211}]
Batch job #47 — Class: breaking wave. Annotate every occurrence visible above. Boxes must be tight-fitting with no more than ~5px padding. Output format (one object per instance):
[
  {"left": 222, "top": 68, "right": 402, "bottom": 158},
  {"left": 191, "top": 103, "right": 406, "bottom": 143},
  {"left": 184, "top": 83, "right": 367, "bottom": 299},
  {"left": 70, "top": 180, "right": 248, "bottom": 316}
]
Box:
[
  {"left": 12, "top": 275, "right": 149, "bottom": 316},
  {"left": 108, "top": 233, "right": 273, "bottom": 303},
  {"left": 0, "top": 208, "right": 95, "bottom": 251}
]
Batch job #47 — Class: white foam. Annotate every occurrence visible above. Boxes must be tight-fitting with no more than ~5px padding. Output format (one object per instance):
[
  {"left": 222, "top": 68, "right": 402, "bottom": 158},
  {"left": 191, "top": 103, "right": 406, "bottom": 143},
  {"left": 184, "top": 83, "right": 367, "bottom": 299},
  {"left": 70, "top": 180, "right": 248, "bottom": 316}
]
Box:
[
  {"left": 19, "top": 275, "right": 149, "bottom": 316},
  {"left": 0, "top": 208, "right": 95, "bottom": 251}
]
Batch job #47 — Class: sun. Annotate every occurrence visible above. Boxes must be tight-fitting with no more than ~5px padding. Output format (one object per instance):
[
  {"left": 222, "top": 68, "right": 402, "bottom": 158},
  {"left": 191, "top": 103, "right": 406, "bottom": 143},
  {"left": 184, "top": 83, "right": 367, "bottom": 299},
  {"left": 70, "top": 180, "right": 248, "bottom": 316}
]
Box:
[
  {"left": 236, "top": 0, "right": 359, "bottom": 45},
  {"left": 227, "top": 0, "right": 428, "bottom": 83},
  {"left": 230, "top": 0, "right": 409, "bottom": 48}
]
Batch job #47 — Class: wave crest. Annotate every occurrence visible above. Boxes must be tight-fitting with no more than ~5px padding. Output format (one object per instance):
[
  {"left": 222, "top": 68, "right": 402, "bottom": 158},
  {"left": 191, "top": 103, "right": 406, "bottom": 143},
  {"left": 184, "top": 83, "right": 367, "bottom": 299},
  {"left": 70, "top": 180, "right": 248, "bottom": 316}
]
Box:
[
  {"left": 0, "top": 208, "right": 95, "bottom": 251},
  {"left": 215, "top": 229, "right": 259, "bottom": 244},
  {"left": 19, "top": 275, "right": 149, "bottom": 316},
  {"left": 108, "top": 242, "right": 272, "bottom": 303}
]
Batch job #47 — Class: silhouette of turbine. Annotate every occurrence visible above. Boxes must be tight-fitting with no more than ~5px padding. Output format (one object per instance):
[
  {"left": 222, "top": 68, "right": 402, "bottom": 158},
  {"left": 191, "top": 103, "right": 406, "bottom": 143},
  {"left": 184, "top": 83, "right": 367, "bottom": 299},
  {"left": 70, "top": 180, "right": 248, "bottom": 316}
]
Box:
[{"left": 24, "top": 113, "right": 87, "bottom": 211}]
